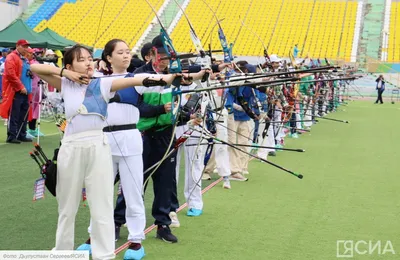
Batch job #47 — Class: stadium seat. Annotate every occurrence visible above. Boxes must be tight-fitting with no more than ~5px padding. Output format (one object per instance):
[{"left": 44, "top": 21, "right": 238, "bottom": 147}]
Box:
[
  {"left": 44, "top": 0, "right": 163, "bottom": 49},
  {"left": 388, "top": 2, "right": 399, "bottom": 62},
  {"left": 170, "top": 0, "right": 358, "bottom": 61}
]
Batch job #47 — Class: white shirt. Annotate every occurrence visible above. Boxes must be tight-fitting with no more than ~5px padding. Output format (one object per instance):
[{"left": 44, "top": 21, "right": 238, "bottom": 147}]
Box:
[
  {"left": 102, "top": 73, "right": 142, "bottom": 157},
  {"left": 61, "top": 77, "right": 114, "bottom": 137}
]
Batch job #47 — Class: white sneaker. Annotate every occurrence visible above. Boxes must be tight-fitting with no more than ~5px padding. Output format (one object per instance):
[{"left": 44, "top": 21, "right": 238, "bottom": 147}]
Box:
[
  {"left": 202, "top": 173, "right": 211, "bottom": 180},
  {"left": 169, "top": 212, "right": 180, "bottom": 228},
  {"left": 229, "top": 173, "right": 248, "bottom": 182},
  {"left": 213, "top": 168, "right": 219, "bottom": 174},
  {"left": 222, "top": 179, "right": 231, "bottom": 189}
]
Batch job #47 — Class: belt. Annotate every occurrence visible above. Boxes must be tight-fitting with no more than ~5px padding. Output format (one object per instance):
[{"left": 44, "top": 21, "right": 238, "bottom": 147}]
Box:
[{"left": 103, "top": 124, "right": 137, "bottom": 132}]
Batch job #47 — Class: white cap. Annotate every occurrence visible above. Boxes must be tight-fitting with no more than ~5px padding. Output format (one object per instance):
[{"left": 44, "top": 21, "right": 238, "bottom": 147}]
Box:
[
  {"left": 269, "top": 54, "right": 282, "bottom": 63},
  {"left": 45, "top": 49, "right": 55, "bottom": 56}
]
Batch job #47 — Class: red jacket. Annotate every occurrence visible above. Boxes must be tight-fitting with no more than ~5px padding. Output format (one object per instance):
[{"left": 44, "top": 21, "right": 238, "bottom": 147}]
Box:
[{"left": 0, "top": 50, "right": 32, "bottom": 119}]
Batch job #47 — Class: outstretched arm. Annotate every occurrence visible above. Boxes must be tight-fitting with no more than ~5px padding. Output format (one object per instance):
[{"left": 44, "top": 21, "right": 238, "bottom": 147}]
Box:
[
  {"left": 110, "top": 73, "right": 180, "bottom": 92},
  {"left": 30, "top": 64, "right": 87, "bottom": 91}
]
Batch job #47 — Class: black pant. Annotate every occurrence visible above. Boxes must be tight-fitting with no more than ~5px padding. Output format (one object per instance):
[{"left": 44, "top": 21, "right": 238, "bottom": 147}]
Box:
[
  {"left": 376, "top": 89, "right": 384, "bottom": 103},
  {"left": 7, "top": 92, "right": 29, "bottom": 141},
  {"left": 28, "top": 119, "right": 37, "bottom": 130},
  {"left": 253, "top": 120, "right": 259, "bottom": 143},
  {"left": 143, "top": 127, "right": 178, "bottom": 226},
  {"left": 289, "top": 112, "right": 296, "bottom": 134}
]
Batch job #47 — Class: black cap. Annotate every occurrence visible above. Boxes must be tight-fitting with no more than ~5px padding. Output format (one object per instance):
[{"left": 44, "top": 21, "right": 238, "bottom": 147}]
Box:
[
  {"left": 141, "top": 42, "right": 153, "bottom": 60},
  {"left": 151, "top": 35, "right": 167, "bottom": 53}
]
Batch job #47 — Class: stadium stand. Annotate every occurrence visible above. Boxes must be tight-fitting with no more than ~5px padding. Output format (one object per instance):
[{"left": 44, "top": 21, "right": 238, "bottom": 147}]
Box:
[
  {"left": 26, "top": 0, "right": 76, "bottom": 29},
  {"left": 40, "top": 0, "right": 163, "bottom": 49},
  {"left": 170, "top": 0, "right": 358, "bottom": 61},
  {"left": 388, "top": 1, "right": 399, "bottom": 62},
  {"left": 0, "top": 0, "right": 19, "bottom": 6}
]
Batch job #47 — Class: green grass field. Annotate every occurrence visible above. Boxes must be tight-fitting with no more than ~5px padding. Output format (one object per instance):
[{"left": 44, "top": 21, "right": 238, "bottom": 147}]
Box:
[{"left": 1, "top": 100, "right": 399, "bottom": 260}]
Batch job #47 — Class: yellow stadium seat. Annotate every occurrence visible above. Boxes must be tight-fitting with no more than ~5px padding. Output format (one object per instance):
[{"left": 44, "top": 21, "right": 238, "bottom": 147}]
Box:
[
  {"left": 387, "top": 2, "right": 399, "bottom": 62},
  {"left": 46, "top": 0, "right": 163, "bottom": 49},
  {"left": 170, "top": 0, "right": 358, "bottom": 61}
]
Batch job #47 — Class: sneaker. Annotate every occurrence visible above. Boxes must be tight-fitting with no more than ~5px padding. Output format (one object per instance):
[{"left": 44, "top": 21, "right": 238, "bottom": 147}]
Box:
[
  {"left": 290, "top": 133, "right": 299, "bottom": 139},
  {"left": 222, "top": 179, "right": 231, "bottom": 189},
  {"left": 169, "top": 212, "right": 180, "bottom": 228},
  {"left": 37, "top": 130, "right": 45, "bottom": 137},
  {"left": 76, "top": 238, "right": 91, "bottom": 255},
  {"left": 229, "top": 173, "right": 248, "bottom": 182},
  {"left": 115, "top": 224, "right": 121, "bottom": 241},
  {"left": 17, "top": 137, "right": 32, "bottom": 142},
  {"left": 27, "top": 129, "right": 38, "bottom": 137},
  {"left": 187, "top": 208, "right": 203, "bottom": 217},
  {"left": 124, "top": 243, "right": 145, "bottom": 260},
  {"left": 213, "top": 168, "right": 219, "bottom": 175},
  {"left": 202, "top": 173, "right": 211, "bottom": 180},
  {"left": 26, "top": 132, "right": 35, "bottom": 139},
  {"left": 6, "top": 139, "right": 21, "bottom": 144},
  {"left": 156, "top": 225, "right": 178, "bottom": 243}
]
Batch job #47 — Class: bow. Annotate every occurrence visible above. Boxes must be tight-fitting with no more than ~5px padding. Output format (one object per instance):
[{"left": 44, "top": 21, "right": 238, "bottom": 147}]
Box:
[
  {"left": 201, "top": 0, "right": 233, "bottom": 63},
  {"left": 239, "top": 18, "right": 271, "bottom": 65},
  {"left": 144, "top": 0, "right": 184, "bottom": 123}
]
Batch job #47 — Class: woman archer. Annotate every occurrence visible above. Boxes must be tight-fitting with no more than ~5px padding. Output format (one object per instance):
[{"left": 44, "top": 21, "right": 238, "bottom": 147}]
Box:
[{"left": 30, "top": 44, "right": 178, "bottom": 260}]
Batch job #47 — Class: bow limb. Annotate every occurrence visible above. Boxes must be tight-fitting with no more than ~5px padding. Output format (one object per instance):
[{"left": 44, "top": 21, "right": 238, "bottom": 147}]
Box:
[
  {"left": 201, "top": 0, "right": 233, "bottom": 63},
  {"left": 239, "top": 18, "right": 271, "bottom": 64}
]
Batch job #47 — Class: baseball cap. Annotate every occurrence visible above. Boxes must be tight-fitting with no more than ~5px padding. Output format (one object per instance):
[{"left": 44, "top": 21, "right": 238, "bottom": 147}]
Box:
[
  {"left": 151, "top": 35, "right": 167, "bottom": 54},
  {"left": 269, "top": 54, "right": 282, "bottom": 63},
  {"left": 45, "top": 49, "right": 55, "bottom": 56},
  {"left": 16, "top": 39, "right": 30, "bottom": 46},
  {"left": 245, "top": 64, "right": 257, "bottom": 73}
]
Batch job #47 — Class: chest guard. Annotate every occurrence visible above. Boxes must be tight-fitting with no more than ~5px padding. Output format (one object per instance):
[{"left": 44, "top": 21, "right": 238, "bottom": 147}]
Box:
[
  {"left": 73, "top": 78, "right": 108, "bottom": 121},
  {"left": 109, "top": 87, "right": 139, "bottom": 106}
]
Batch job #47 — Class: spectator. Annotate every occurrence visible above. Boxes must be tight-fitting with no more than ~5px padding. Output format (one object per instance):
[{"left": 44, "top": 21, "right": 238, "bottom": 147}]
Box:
[
  {"left": 375, "top": 75, "right": 385, "bottom": 104},
  {"left": 26, "top": 48, "right": 44, "bottom": 137},
  {"left": 293, "top": 44, "right": 300, "bottom": 58},
  {"left": 0, "top": 48, "right": 10, "bottom": 99},
  {"left": 0, "top": 39, "right": 33, "bottom": 143}
]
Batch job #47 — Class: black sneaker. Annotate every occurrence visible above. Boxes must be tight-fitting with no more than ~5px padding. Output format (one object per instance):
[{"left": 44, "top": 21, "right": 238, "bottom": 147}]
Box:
[
  {"left": 18, "top": 137, "right": 32, "bottom": 142},
  {"left": 6, "top": 139, "right": 21, "bottom": 144},
  {"left": 156, "top": 225, "right": 178, "bottom": 243},
  {"left": 115, "top": 225, "right": 121, "bottom": 241}
]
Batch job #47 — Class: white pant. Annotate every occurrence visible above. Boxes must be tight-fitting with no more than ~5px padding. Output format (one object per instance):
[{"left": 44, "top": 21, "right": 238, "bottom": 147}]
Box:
[
  {"left": 213, "top": 115, "right": 231, "bottom": 177},
  {"left": 273, "top": 110, "right": 283, "bottom": 142},
  {"left": 112, "top": 155, "right": 145, "bottom": 243},
  {"left": 296, "top": 112, "right": 302, "bottom": 129},
  {"left": 87, "top": 154, "right": 146, "bottom": 243},
  {"left": 55, "top": 130, "right": 115, "bottom": 260},
  {"left": 257, "top": 121, "right": 275, "bottom": 160},
  {"left": 303, "top": 102, "right": 313, "bottom": 127},
  {"left": 175, "top": 125, "right": 205, "bottom": 210}
]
